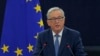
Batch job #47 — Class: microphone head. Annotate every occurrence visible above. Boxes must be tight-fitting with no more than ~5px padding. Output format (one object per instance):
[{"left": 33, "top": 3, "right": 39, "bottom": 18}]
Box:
[
  {"left": 66, "top": 43, "right": 70, "bottom": 48},
  {"left": 66, "top": 44, "right": 75, "bottom": 56},
  {"left": 67, "top": 45, "right": 70, "bottom": 48},
  {"left": 43, "top": 42, "right": 47, "bottom": 47}
]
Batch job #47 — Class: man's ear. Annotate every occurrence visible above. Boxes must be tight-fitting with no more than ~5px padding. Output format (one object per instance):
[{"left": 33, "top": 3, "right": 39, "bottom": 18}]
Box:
[{"left": 47, "top": 20, "right": 50, "bottom": 26}]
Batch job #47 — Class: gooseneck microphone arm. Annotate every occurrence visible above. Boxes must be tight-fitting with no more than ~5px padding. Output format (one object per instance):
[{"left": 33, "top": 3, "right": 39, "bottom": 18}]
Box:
[
  {"left": 67, "top": 44, "right": 75, "bottom": 56},
  {"left": 38, "top": 43, "right": 47, "bottom": 56}
]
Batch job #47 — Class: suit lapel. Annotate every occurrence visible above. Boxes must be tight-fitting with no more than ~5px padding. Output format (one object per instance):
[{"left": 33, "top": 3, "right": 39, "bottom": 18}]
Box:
[
  {"left": 58, "top": 27, "right": 69, "bottom": 56},
  {"left": 47, "top": 29, "right": 55, "bottom": 56}
]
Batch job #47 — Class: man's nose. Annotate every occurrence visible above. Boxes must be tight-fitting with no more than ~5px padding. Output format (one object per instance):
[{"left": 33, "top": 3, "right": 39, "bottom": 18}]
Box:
[{"left": 55, "top": 19, "right": 59, "bottom": 23}]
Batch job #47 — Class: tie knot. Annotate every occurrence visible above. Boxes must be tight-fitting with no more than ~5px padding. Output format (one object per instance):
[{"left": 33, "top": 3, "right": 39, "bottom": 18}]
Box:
[{"left": 55, "top": 34, "right": 60, "bottom": 37}]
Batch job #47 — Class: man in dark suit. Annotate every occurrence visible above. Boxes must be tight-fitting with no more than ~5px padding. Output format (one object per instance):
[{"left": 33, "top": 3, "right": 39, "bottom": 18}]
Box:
[{"left": 33, "top": 7, "right": 86, "bottom": 56}]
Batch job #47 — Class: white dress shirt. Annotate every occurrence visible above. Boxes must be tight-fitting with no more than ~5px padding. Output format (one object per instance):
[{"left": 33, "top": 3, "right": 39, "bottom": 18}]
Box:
[{"left": 52, "top": 29, "right": 64, "bottom": 45}]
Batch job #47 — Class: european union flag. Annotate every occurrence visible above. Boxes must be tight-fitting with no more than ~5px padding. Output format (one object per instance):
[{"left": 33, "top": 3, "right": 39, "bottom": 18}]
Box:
[{"left": 0, "top": 0, "right": 44, "bottom": 56}]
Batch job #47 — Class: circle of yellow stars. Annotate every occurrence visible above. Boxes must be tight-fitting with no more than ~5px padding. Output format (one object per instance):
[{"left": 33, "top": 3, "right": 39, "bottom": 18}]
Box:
[
  {"left": 1, "top": 43, "right": 34, "bottom": 56},
  {"left": 34, "top": 4, "right": 44, "bottom": 28},
  {"left": 0, "top": 1, "right": 43, "bottom": 56}
]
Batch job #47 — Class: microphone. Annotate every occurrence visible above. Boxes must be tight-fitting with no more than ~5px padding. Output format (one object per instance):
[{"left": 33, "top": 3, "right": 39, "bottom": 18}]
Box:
[
  {"left": 38, "top": 42, "right": 47, "bottom": 56},
  {"left": 67, "top": 44, "right": 75, "bottom": 56}
]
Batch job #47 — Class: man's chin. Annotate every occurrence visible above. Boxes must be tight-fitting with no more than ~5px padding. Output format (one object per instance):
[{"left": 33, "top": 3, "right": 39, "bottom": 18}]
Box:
[{"left": 54, "top": 28, "right": 62, "bottom": 32}]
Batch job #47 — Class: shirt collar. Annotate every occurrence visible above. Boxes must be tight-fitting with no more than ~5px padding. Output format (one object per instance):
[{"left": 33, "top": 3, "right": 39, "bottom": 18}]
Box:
[{"left": 52, "top": 28, "right": 64, "bottom": 37}]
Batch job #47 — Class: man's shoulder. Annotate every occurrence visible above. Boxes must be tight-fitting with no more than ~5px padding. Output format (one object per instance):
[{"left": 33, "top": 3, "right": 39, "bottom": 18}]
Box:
[
  {"left": 64, "top": 27, "right": 81, "bottom": 39},
  {"left": 64, "top": 27, "right": 80, "bottom": 34},
  {"left": 39, "top": 28, "right": 50, "bottom": 35}
]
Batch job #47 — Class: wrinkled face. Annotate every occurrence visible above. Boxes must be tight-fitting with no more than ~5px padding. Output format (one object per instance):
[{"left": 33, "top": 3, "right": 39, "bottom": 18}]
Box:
[{"left": 47, "top": 10, "right": 65, "bottom": 33}]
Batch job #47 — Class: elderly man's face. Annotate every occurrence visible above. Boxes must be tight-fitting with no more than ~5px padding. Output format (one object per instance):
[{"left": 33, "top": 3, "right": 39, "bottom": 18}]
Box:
[{"left": 47, "top": 10, "right": 65, "bottom": 33}]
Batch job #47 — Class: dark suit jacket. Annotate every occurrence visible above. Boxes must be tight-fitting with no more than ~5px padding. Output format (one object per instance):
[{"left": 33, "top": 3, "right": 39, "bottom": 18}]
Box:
[{"left": 33, "top": 27, "right": 86, "bottom": 56}]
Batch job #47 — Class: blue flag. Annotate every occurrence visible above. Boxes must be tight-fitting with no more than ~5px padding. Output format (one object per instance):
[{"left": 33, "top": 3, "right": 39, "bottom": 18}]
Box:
[{"left": 0, "top": 0, "right": 44, "bottom": 56}]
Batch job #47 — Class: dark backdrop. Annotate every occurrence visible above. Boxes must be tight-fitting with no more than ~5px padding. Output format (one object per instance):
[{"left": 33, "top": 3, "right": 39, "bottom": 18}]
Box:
[
  {"left": 0, "top": 0, "right": 100, "bottom": 46},
  {"left": 40, "top": 0, "right": 100, "bottom": 46},
  {"left": 0, "top": 0, "right": 6, "bottom": 39}
]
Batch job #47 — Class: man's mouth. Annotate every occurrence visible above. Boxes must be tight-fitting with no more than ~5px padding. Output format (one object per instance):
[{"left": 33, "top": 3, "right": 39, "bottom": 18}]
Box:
[{"left": 55, "top": 25, "right": 60, "bottom": 27}]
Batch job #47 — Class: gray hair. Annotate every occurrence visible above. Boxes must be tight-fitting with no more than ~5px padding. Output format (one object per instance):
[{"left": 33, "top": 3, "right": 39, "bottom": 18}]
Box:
[{"left": 46, "top": 7, "right": 65, "bottom": 19}]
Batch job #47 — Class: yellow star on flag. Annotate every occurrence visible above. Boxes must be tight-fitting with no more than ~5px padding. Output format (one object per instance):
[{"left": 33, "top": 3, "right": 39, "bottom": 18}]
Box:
[
  {"left": 38, "top": 19, "right": 44, "bottom": 27},
  {"left": 34, "top": 33, "right": 39, "bottom": 39},
  {"left": 15, "top": 47, "right": 23, "bottom": 56},
  {"left": 27, "top": 43, "right": 34, "bottom": 52},
  {"left": 1, "top": 44, "right": 9, "bottom": 53},
  {"left": 34, "top": 4, "right": 41, "bottom": 13},
  {"left": 26, "top": 0, "right": 32, "bottom": 2}
]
